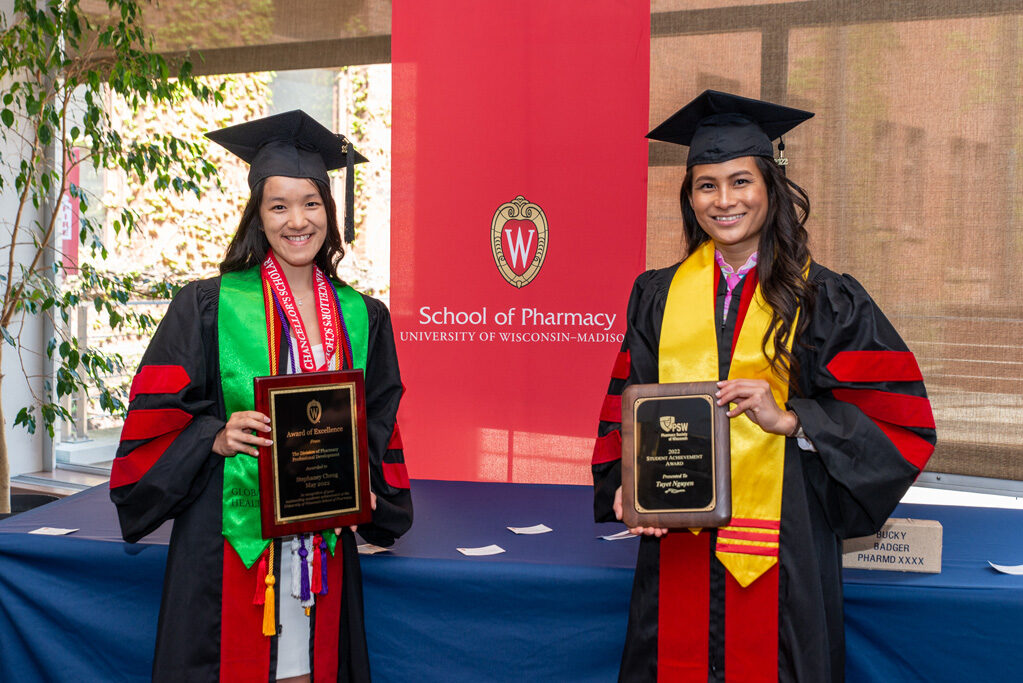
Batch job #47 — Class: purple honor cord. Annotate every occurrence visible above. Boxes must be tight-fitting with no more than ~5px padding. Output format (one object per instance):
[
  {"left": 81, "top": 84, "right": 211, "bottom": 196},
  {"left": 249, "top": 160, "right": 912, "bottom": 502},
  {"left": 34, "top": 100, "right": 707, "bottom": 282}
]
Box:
[
  {"left": 319, "top": 537, "right": 329, "bottom": 594},
  {"left": 298, "top": 533, "right": 311, "bottom": 601}
]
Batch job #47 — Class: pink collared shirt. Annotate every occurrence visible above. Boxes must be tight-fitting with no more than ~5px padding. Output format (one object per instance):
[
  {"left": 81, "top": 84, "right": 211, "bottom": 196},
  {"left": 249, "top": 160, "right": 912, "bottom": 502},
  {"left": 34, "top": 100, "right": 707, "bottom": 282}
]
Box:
[{"left": 714, "top": 250, "right": 758, "bottom": 321}]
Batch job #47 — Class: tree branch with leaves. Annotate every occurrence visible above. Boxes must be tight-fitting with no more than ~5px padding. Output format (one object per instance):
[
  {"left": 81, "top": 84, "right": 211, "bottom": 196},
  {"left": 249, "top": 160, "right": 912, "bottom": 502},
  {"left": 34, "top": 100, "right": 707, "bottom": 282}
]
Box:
[{"left": 0, "top": 0, "right": 224, "bottom": 513}]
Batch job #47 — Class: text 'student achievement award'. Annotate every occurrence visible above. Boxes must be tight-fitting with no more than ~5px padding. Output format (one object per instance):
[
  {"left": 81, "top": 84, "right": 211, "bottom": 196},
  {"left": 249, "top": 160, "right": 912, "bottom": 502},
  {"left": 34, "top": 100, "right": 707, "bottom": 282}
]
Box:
[
  {"left": 254, "top": 370, "right": 372, "bottom": 538},
  {"left": 621, "top": 382, "right": 731, "bottom": 529}
]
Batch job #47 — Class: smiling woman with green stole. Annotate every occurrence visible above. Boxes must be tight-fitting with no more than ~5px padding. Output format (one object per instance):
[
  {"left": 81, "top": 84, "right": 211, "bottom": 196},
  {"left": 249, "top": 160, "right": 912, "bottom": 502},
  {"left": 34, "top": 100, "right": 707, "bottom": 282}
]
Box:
[
  {"left": 109, "top": 110, "right": 412, "bottom": 682},
  {"left": 590, "top": 91, "right": 936, "bottom": 682}
]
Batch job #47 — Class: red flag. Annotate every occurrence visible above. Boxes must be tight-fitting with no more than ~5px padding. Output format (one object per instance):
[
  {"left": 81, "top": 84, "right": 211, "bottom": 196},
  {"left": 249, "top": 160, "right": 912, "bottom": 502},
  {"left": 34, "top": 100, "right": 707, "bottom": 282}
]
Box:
[{"left": 60, "top": 148, "right": 81, "bottom": 274}]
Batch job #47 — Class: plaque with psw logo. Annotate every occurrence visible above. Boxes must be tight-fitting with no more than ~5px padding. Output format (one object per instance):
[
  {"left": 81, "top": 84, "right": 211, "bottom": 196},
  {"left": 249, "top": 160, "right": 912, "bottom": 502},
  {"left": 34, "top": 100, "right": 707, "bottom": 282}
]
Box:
[
  {"left": 254, "top": 370, "right": 372, "bottom": 538},
  {"left": 621, "top": 382, "right": 731, "bottom": 529}
]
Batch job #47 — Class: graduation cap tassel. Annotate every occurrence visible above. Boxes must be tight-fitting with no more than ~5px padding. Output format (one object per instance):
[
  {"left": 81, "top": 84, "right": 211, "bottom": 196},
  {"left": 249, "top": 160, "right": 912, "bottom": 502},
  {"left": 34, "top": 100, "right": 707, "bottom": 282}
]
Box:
[
  {"left": 302, "top": 545, "right": 316, "bottom": 610},
  {"left": 253, "top": 551, "right": 268, "bottom": 605},
  {"left": 344, "top": 143, "right": 355, "bottom": 244},
  {"left": 262, "top": 542, "right": 276, "bottom": 637},
  {"left": 775, "top": 137, "right": 788, "bottom": 176}
]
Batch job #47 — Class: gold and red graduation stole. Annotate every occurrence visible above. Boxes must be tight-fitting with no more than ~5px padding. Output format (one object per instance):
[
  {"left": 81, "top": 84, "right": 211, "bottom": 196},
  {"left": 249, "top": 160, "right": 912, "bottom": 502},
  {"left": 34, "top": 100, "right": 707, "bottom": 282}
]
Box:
[{"left": 656, "top": 240, "right": 796, "bottom": 683}]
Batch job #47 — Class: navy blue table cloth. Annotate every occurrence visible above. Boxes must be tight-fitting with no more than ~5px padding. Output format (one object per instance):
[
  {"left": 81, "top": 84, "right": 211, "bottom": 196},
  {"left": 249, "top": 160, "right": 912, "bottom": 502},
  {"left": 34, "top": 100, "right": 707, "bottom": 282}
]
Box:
[{"left": 1, "top": 480, "right": 1021, "bottom": 682}]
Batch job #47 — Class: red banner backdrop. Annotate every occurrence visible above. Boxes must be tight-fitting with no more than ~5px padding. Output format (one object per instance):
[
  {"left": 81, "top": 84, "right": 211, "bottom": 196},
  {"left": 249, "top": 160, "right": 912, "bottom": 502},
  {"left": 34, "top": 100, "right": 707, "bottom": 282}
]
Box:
[{"left": 391, "top": 0, "right": 650, "bottom": 484}]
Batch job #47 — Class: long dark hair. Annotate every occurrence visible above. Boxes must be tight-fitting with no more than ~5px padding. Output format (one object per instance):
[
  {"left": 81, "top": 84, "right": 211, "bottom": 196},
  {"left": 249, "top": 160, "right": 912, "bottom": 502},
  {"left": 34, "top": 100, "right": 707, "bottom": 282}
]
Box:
[
  {"left": 220, "top": 177, "right": 345, "bottom": 280},
  {"left": 679, "top": 156, "right": 815, "bottom": 386}
]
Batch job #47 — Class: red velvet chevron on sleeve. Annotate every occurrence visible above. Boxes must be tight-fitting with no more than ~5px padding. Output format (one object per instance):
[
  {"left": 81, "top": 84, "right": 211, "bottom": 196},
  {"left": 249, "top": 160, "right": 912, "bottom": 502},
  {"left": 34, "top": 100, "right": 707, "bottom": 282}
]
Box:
[
  {"left": 591, "top": 430, "right": 622, "bottom": 465},
  {"left": 611, "top": 350, "right": 631, "bottom": 380},
  {"left": 120, "top": 408, "right": 193, "bottom": 441},
  {"left": 128, "top": 365, "right": 191, "bottom": 401},
  {"left": 382, "top": 422, "right": 410, "bottom": 488},
  {"left": 826, "top": 350, "right": 923, "bottom": 383},
  {"left": 832, "top": 388, "right": 935, "bottom": 429},
  {"left": 599, "top": 394, "right": 622, "bottom": 423},
  {"left": 112, "top": 407, "right": 194, "bottom": 490},
  {"left": 110, "top": 429, "right": 184, "bottom": 489},
  {"left": 592, "top": 348, "right": 628, "bottom": 465},
  {"left": 382, "top": 462, "right": 410, "bottom": 489},
  {"left": 387, "top": 423, "right": 403, "bottom": 450},
  {"left": 871, "top": 419, "right": 934, "bottom": 471}
]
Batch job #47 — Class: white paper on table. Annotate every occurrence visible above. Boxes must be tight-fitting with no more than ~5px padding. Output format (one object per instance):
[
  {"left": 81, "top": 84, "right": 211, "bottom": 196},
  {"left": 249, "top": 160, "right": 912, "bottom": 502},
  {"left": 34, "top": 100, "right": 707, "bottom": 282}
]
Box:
[
  {"left": 988, "top": 561, "right": 1023, "bottom": 575},
  {"left": 28, "top": 527, "right": 78, "bottom": 536},
  {"left": 507, "top": 523, "right": 552, "bottom": 535},
  {"left": 457, "top": 544, "right": 506, "bottom": 556},
  {"left": 357, "top": 543, "right": 390, "bottom": 555},
  {"left": 600, "top": 530, "right": 638, "bottom": 541}
]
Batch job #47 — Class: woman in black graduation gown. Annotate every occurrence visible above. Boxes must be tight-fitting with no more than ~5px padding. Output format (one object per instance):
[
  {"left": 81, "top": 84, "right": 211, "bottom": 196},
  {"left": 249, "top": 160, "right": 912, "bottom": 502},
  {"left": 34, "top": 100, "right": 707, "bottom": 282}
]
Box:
[
  {"left": 591, "top": 91, "right": 936, "bottom": 683},
  {"left": 109, "top": 111, "right": 412, "bottom": 682}
]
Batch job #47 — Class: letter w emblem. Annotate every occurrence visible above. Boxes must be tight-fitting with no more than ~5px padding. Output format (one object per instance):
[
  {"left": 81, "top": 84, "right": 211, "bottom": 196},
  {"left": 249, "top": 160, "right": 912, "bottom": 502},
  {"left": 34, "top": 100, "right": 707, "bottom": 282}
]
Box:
[{"left": 504, "top": 226, "right": 535, "bottom": 270}]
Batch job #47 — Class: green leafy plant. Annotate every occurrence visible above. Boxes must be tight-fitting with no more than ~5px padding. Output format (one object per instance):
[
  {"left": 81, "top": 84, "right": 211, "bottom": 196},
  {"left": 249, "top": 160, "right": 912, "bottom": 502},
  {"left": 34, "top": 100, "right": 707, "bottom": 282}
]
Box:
[{"left": 0, "top": 0, "right": 223, "bottom": 512}]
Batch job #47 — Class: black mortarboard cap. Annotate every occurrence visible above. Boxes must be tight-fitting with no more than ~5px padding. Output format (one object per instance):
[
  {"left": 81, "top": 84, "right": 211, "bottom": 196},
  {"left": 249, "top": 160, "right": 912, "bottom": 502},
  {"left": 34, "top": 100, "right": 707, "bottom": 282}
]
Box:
[
  {"left": 205, "top": 110, "right": 369, "bottom": 242},
  {"left": 646, "top": 90, "right": 813, "bottom": 167}
]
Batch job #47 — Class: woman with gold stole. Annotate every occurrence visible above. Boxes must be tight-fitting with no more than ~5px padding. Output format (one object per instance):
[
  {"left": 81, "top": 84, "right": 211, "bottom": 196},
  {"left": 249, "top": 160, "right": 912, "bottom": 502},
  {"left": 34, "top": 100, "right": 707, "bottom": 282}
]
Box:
[
  {"left": 591, "top": 91, "right": 936, "bottom": 682},
  {"left": 109, "top": 111, "right": 412, "bottom": 682}
]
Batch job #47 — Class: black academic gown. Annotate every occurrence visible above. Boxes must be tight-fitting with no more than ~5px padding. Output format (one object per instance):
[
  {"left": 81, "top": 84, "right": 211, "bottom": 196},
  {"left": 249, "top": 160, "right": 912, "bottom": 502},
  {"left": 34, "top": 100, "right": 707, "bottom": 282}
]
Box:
[
  {"left": 592, "top": 261, "right": 935, "bottom": 683},
  {"left": 109, "top": 276, "right": 413, "bottom": 682}
]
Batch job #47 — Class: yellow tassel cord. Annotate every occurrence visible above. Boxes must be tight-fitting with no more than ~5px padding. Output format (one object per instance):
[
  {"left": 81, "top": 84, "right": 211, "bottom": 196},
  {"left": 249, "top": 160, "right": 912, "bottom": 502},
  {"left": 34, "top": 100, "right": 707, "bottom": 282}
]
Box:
[{"left": 262, "top": 542, "right": 276, "bottom": 636}]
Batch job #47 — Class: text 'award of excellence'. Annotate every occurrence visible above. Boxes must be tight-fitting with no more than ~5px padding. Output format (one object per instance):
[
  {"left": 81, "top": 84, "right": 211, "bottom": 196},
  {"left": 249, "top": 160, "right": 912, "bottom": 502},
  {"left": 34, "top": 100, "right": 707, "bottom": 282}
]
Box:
[
  {"left": 621, "top": 382, "right": 731, "bottom": 529},
  {"left": 254, "top": 370, "right": 372, "bottom": 538}
]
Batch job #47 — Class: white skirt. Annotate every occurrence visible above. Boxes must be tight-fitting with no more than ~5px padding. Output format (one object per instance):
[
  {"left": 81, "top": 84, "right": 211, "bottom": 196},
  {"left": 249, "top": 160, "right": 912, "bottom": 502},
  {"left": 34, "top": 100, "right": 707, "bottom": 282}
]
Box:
[{"left": 276, "top": 538, "right": 311, "bottom": 678}]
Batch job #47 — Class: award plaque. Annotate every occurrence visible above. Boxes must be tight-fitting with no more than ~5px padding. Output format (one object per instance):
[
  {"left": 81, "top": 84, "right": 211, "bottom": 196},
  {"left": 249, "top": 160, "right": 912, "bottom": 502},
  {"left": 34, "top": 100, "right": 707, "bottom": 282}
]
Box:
[
  {"left": 254, "top": 369, "right": 372, "bottom": 538},
  {"left": 621, "top": 382, "right": 730, "bottom": 529}
]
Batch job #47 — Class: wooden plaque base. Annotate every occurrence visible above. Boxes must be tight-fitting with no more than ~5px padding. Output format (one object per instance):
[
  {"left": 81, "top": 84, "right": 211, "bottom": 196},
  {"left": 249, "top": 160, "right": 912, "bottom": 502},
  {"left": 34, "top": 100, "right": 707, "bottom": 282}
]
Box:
[
  {"left": 621, "top": 381, "right": 731, "bottom": 529},
  {"left": 254, "top": 369, "right": 373, "bottom": 538}
]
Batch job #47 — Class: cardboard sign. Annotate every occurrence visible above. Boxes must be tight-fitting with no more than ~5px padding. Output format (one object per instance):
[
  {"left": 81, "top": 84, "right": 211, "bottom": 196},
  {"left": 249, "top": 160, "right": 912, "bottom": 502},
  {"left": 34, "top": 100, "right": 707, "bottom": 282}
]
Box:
[{"left": 843, "top": 518, "right": 942, "bottom": 573}]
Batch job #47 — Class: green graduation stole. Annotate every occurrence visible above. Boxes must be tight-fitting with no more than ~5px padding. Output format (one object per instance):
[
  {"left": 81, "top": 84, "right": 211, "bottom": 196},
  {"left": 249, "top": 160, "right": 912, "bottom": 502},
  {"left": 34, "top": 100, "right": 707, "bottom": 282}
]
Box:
[{"left": 218, "top": 267, "right": 369, "bottom": 569}]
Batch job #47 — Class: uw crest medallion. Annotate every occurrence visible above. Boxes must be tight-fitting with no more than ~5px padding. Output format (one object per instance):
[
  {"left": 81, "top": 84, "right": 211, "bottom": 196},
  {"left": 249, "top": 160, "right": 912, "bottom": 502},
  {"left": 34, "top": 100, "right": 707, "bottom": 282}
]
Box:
[
  {"left": 307, "top": 399, "right": 322, "bottom": 424},
  {"left": 491, "top": 195, "right": 548, "bottom": 288}
]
